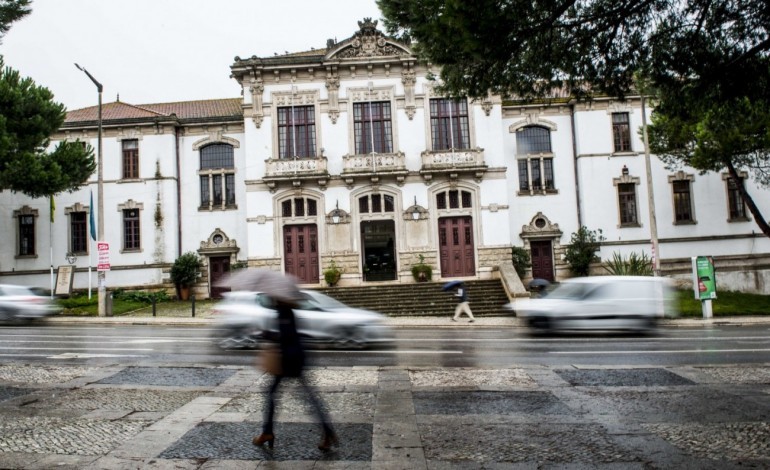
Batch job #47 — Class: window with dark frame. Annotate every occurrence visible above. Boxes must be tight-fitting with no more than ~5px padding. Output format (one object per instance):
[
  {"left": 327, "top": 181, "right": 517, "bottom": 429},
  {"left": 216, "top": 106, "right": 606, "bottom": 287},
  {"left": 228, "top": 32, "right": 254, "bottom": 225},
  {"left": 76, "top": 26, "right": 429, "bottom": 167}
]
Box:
[
  {"left": 71, "top": 212, "right": 88, "bottom": 254},
  {"left": 430, "top": 98, "right": 470, "bottom": 150},
  {"left": 358, "top": 194, "right": 395, "bottom": 213},
  {"left": 435, "top": 190, "right": 472, "bottom": 210},
  {"left": 727, "top": 177, "right": 747, "bottom": 220},
  {"left": 122, "top": 139, "right": 139, "bottom": 179},
  {"left": 278, "top": 105, "right": 316, "bottom": 158},
  {"left": 516, "top": 126, "right": 555, "bottom": 192},
  {"left": 281, "top": 197, "right": 318, "bottom": 218},
  {"left": 612, "top": 112, "right": 631, "bottom": 152},
  {"left": 618, "top": 182, "right": 638, "bottom": 225},
  {"left": 199, "top": 144, "right": 236, "bottom": 209},
  {"left": 354, "top": 102, "right": 393, "bottom": 154},
  {"left": 123, "top": 208, "right": 140, "bottom": 251},
  {"left": 18, "top": 215, "right": 35, "bottom": 256},
  {"left": 672, "top": 180, "right": 693, "bottom": 222}
]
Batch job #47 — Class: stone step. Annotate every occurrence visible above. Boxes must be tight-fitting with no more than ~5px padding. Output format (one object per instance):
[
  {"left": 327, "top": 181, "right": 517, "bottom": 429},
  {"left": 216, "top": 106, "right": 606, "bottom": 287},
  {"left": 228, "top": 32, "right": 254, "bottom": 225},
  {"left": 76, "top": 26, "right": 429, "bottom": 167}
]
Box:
[{"left": 313, "top": 279, "right": 511, "bottom": 317}]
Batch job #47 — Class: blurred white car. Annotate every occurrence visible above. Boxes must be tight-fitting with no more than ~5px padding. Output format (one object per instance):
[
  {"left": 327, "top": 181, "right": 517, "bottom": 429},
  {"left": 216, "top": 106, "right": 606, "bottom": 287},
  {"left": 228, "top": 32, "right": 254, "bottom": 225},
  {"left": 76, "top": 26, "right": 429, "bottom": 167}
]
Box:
[
  {"left": 211, "top": 289, "right": 393, "bottom": 349},
  {"left": 506, "top": 276, "right": 676, "bottom": 333},
  {"left": 0, "top": 284, "right": 61, "bottom": 322}
]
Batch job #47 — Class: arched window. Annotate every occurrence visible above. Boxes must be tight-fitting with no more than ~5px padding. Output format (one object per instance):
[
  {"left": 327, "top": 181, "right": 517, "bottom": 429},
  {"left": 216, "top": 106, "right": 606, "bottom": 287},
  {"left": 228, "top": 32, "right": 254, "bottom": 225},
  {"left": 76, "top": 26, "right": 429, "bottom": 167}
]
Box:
[
  {"left": 516, "top": 126, "right": 555, "bottom": 194},
  {"left": 358, "top": 194, "right": 395, "bottom": 213},
  {"left": 281, "top": 197, "right": 318, "bottom": 218},
  {"left": 436, "top": 189, "right": 472, "bottom": 210},
  {"left": 199, "top": 144, "right": 235, "bottom": 209}
]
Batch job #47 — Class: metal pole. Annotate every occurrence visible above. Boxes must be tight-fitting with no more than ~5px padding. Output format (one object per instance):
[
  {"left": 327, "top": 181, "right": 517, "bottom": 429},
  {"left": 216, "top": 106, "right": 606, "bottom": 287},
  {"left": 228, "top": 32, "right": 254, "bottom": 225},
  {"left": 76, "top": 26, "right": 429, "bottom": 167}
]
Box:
[
  {"left": 75, "top": 64, "right": 107, "bottom": 316},
  {"left": 641, "top": 95, "right": 661, "bottom": 276}
]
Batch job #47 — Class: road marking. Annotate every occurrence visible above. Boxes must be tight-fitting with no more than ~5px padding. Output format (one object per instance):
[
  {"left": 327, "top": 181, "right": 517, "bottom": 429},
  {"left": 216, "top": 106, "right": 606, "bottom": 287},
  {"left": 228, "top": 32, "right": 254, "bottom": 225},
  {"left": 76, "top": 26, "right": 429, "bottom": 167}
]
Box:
[
  {"left": 48, "top": 353, "right": 148, "bottom": 359},
  {"left": 551, "top": 348, "right": 770, "bottom": 354},
  {"left": 311, "top": 350, "right": 463, "bottom": 354},
  {"left": 0, "top": 347, "right": 153, "bottom": 351}
]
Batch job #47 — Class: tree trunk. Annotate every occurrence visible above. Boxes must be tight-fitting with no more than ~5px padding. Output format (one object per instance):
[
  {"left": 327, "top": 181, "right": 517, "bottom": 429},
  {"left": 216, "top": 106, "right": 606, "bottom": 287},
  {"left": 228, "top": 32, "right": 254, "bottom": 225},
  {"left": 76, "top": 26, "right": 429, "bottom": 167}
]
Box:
[{"left": 726, "top": 160, "right": 770, "bottom": 238}]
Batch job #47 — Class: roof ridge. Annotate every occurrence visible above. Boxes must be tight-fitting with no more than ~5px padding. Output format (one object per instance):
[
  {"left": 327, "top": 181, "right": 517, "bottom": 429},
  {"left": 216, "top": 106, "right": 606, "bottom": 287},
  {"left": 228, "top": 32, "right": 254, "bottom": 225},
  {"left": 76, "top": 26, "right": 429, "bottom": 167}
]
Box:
[{"left": 122, "top": 102, "right": 169, "bottom": 117}]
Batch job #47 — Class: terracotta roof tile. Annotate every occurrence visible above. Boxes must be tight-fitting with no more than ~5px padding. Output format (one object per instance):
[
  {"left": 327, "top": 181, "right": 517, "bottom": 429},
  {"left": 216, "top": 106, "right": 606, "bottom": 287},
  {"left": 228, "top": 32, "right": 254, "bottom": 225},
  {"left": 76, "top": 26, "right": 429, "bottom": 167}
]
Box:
[{"left": 65, "top": 98, "right": 243, "bottom": 124}]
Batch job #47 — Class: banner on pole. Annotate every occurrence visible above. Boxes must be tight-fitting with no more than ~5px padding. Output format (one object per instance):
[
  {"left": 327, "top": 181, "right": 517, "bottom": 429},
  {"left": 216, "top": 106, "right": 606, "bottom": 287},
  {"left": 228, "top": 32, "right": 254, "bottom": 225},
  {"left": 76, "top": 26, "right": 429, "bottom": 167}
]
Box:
[{"left": 97, "top": 242, "right": 110, "bottom": 271}]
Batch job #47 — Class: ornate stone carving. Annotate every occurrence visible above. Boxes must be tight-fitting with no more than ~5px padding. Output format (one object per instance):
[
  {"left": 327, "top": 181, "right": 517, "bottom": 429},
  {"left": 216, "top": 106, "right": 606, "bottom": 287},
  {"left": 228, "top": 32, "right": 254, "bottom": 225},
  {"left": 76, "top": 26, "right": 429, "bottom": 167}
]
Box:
[
  {"left": 521, "top": 212, "right": 562, "bottom": 239},
  {"left": 401, "top": 67, "right": 416, "bottom": 120},
  {"left": 249, "top": 79, "right": 264, "bottom": 129},
  {"left": 334, "top": 18, "right": 409, "bottom": 58},
  {"left": 325, "top": 72, "right": 340, "bottom": 124}
]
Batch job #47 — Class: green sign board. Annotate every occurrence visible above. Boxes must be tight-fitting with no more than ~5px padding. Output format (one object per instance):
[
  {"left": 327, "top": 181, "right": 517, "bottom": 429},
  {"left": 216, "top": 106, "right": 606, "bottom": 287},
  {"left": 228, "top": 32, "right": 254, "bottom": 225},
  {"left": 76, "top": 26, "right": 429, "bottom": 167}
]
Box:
[{"left": 692, "top": 256, "right": 717, "bottom": 300}]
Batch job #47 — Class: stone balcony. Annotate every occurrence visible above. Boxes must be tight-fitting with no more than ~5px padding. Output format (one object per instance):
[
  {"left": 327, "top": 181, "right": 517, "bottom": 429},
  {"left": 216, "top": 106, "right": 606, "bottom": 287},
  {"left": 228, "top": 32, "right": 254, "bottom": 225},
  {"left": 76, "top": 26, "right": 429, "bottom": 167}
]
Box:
[
  {"left": 419, "top": 147, "right": 487, "bottom": 183},
  {"left": 341, "top": 152, "right": 409, "bottom": 187},
  {"left": 263, "top": 157, "right": 329, "bottom": 191}
]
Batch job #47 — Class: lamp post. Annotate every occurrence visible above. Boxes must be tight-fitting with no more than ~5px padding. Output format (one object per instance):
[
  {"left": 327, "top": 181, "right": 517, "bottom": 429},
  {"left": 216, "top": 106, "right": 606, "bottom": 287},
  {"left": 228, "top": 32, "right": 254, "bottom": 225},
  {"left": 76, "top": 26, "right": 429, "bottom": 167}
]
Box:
[{"left": 75, "top": 63, "right": 107, "bottom": 316}]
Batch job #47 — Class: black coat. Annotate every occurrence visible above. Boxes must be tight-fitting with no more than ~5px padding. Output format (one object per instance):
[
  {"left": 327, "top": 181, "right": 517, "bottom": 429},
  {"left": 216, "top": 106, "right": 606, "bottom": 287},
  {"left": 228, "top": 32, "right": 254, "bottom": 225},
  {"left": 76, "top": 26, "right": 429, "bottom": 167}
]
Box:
[{"left": 272, "top": 303, "right": 305, "bottom": 377}]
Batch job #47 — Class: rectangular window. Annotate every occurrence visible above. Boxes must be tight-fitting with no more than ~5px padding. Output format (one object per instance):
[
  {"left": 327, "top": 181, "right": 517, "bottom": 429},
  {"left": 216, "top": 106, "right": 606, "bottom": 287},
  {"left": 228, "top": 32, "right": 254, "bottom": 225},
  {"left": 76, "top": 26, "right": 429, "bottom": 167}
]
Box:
[
  {"left": 518, "top": 157, "right": 555, "bottom": 192},
  {"left": 294, "top": 198, "right": 305, "bottom": 217},
  {"left": 123, "top": 209, "right": 140, "bottom": 250},
  {"left": 200, "top": 176, "right": 210, "bottom": 207},
  {"left": 436, "top": 192, "right": 447, "bottom": 210},
  {"left": 430, "top": 98, "right": 470, "bottom": 150},
  {"left": 18, "top": 215, "right": 35, "bottom": 256},
  {"left": 200, "top": 173, "right": 235, "bottom": 208},
  {"left": 71, "top": 212, "right": 88, "bottom": 253},
  {"left": 618, "top": 183, "right": 638, "bottom": 225},
  {"left": 727, "top": 177, "right": 747, "bottom": 220},
  {"left": 278, "top": 105, "right": 316, "bottom": 158},
  {"left": 122, "top": 139, "right": 139, "bottom": 179},
  {"left": 672, "top": 180, "right": 693, "bottom": 222},
  {"left": 612, "top": 112, "right": 631, "bottom": 152},
  {"left": 353, "top": 102, "right": 393, "bottom": 154}
]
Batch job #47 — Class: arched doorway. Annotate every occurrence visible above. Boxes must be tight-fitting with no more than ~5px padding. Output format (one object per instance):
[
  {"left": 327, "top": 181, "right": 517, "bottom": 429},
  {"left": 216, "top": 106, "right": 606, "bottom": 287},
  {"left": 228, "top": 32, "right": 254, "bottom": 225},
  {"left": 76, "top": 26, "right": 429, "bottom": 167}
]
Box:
[{"left": 361, "top": 220, "right": 396, "bottom": 281}]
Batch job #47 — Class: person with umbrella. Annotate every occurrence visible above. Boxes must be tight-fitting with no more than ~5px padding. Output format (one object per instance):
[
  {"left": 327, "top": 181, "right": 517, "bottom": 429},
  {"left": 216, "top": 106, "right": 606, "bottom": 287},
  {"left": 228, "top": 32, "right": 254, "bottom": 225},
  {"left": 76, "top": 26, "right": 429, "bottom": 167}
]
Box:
[
  {"left": 442, "top": 280, "right": 475, "bottom": 323},
  {"left": 223, "top": 269, "right": 337, "bottom": 451}
]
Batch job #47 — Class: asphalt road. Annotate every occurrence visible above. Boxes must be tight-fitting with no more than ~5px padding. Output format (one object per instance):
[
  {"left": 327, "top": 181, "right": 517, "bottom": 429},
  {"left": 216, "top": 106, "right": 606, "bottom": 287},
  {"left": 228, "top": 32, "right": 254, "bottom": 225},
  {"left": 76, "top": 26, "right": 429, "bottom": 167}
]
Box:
[{"left": 1, "top": 322, "right": 769, "bottom": 368}]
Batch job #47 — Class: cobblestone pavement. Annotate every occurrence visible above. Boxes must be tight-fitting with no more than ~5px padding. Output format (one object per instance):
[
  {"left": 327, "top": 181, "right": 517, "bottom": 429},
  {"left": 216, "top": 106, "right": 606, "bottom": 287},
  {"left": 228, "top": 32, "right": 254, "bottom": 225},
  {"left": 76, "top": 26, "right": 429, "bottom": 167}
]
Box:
[{"left": 0, "top": 363, "right": 769, "bottom": 469}]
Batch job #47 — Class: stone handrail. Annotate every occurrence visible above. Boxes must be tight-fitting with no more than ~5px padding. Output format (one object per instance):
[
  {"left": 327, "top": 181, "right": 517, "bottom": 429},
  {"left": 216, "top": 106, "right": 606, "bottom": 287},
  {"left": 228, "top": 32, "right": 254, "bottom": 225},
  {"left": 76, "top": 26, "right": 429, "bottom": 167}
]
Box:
[
  {"left": 420, "top": 148, "right": 485, "bottom": 169},
  {"left": 342, "top": 152, "right": 406, "bottom": 173},
  {"left": 265, "top": 157, "right": 328, "bottom": 176}
]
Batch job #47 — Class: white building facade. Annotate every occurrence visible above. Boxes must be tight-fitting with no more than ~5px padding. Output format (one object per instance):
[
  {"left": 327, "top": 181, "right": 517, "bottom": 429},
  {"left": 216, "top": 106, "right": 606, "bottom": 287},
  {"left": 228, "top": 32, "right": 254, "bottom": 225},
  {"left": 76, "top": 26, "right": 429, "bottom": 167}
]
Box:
[{"left": 1, "top": 19, "right": 768, "bottom": 296}]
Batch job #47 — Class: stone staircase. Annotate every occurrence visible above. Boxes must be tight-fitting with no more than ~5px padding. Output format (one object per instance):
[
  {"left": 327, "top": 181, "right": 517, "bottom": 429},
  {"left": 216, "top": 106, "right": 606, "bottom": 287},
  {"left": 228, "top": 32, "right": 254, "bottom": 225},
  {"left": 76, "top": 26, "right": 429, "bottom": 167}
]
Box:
[{"left": 314, "top": 279, "right": 512, "bottom": 317}]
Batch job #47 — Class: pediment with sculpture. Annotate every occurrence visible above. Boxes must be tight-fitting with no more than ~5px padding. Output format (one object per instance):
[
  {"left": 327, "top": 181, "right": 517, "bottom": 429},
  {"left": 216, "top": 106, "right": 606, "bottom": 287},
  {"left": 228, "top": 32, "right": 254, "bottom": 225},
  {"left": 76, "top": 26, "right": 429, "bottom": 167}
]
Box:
[{"left": 328, "top": 18, "right": 411, "bottom": 59}]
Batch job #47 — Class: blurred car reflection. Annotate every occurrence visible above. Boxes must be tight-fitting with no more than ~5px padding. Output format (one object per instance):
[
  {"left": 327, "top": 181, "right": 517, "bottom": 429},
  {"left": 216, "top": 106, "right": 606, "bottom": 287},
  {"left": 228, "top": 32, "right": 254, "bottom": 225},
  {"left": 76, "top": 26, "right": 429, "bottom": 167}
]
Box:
[
  {"left": 506, "top": 276, "right": 676, "bottom": 334},
  {"left": 211, "top": 289, "right": 393, "bottom": 349},
  {"left": 0, "top": 284, "right": 61, "bottom": 323}
]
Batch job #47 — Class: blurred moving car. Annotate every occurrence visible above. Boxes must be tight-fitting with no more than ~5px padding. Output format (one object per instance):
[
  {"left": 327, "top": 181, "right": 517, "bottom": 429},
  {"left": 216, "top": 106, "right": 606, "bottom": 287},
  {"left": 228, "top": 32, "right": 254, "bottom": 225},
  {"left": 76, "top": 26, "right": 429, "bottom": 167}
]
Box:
[
  {"left": 0, "top": 284, "right": 61, "bottom": 322},
  {"left": 211, "top": 289, "right": 393, "bottom": 349},
  {"left": 506, "top": 276, "right": 676, "bottom": 333}
]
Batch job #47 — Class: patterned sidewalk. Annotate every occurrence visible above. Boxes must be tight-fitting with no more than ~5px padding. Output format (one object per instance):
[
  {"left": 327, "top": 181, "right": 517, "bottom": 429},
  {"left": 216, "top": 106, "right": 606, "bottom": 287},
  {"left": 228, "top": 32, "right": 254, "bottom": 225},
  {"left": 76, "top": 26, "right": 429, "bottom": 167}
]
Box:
[{"left": 1, "top": 362, "right": 769, "bottom": 468}]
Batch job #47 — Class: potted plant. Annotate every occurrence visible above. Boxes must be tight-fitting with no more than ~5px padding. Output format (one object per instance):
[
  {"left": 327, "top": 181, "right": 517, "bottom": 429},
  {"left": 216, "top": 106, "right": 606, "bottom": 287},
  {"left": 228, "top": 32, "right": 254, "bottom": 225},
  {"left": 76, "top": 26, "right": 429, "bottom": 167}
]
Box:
[
  {"left": 170, "top": 251, "right": 202, "bottom": 300},
  {"left": 411, "top": 254, "right": 432, "bottom": 282},
  {"left": 323, "top": 260, "right": 342, "bottom": 287}
]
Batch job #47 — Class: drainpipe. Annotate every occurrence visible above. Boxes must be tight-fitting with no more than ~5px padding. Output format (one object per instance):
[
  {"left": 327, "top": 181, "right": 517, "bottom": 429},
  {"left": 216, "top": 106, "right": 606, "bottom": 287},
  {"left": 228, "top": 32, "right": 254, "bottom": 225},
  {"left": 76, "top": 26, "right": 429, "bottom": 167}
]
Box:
[
  {"left": 174, "top": 123, "right": 182, "bottom": 257},
  {"left": 570, "top": 102, "right": 582, "bottom": 227}
]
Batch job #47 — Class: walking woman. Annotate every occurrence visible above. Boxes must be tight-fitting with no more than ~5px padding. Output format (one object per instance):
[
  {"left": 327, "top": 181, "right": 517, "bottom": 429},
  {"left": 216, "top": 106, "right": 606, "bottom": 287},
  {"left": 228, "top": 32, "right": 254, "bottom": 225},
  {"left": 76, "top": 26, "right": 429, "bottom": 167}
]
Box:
[{"left": 252, "top": 300, "right": 338, "bottom": 451}]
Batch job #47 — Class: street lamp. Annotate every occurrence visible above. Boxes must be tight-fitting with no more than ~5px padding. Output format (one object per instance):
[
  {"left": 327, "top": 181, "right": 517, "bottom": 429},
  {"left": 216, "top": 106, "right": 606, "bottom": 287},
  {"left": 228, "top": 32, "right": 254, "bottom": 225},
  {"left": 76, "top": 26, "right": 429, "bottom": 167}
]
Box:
[{"left": 75, "top": 63, "right": 107, "bottom": 316}]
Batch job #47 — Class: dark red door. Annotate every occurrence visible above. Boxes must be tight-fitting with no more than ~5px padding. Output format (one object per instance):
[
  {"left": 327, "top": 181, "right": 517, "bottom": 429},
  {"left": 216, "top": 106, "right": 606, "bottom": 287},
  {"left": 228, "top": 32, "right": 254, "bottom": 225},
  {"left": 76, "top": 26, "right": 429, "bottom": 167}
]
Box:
[
  {"left": 209, "top": 256, "right": 230, "bottom": 299},
  {"left": 284, "top": 224, "right": 319, "bottom": 284},
  {"left": 438, "top": 216, "right": 476, "bottom": 277},
  {"left": 530, "top": 240, "right": 554, "bottom": 282}
]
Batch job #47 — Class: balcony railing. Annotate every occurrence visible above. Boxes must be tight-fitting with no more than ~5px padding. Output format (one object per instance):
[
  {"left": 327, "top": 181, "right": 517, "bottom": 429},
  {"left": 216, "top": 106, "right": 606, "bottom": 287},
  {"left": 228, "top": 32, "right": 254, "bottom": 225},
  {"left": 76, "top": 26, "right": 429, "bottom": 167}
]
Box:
[
  {"left": 342, "top": 152, "right": 406, "bottom": 174},
  {"left": 420, "top": 148, "right": 485, "bottom": 170},
  {"left": 265, "top": 157, "right": 328, "bottom": 177}
]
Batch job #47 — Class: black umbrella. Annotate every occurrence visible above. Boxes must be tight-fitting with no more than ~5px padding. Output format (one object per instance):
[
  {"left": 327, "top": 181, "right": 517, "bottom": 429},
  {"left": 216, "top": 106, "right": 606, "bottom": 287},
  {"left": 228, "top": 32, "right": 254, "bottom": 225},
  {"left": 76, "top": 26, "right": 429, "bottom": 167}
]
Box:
[
  {"left": 442, "top": 280, "right": 464, "bottom": 291},
  {"left": 219, "top": 268, "right": 303, "bottom": 304}
]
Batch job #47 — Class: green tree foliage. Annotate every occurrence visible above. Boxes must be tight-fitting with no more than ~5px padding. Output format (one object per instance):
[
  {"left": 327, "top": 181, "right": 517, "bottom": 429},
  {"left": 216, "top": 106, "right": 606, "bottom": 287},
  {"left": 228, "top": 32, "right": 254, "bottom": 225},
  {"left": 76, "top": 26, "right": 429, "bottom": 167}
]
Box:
[
  {"left": 0, "top": 57, "right": 96, "bottom": 197},
  {"left": 379, "top": 0, "right": 770, "bottom": 236},
  {"left": 0, "top": 0, "right": 30, "bottom": 43},
  {"left": 510, "top": 246, "right": 531, "bottom": 278},
  {"left": 564, "top": 226, "right": 604, "bottom": 277}
]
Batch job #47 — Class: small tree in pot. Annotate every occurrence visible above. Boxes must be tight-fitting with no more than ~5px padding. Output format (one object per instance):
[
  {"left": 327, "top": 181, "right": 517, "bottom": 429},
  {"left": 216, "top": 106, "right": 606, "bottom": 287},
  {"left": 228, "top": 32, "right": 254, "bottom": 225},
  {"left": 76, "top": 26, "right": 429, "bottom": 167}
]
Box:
[
  {"left": 170, "top": 251, "right": 202, "bottom": 300},
  {"left": 411, "top": 254, "right": 433, "bottom": 282}
]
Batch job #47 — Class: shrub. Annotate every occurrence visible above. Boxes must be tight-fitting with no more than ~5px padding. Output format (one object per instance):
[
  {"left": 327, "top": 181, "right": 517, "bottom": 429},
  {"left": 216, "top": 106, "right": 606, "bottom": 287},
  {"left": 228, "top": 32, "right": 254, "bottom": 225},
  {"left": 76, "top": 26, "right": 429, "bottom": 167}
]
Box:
[
  {"left": 411, "top": 254, "right": 433, "bottom": 281},
  {"left": 112, "top": 289, "right": 171, "bottom": 303},
  {"left": 323, "top": 260, "right": 342, "bottom": 286},
  {"left": 564, "top": 226, "right": 605, "bottom": 276},
  {"left": 170, "top": 251, "right": 202, "bottom": 288},
  {"left": 604, "top": 251, "right": 654, "bottom": 276},
  {"left": 511, "top": 246, "right": 531, "bottom": 278}
]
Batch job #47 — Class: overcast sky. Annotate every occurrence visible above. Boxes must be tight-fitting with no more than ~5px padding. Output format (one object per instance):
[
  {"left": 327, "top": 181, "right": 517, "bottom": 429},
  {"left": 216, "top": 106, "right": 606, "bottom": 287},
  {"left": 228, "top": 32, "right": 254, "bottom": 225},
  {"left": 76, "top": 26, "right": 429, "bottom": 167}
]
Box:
[{"left": 2, "top": 0, "right": 383, "bottom": 110}]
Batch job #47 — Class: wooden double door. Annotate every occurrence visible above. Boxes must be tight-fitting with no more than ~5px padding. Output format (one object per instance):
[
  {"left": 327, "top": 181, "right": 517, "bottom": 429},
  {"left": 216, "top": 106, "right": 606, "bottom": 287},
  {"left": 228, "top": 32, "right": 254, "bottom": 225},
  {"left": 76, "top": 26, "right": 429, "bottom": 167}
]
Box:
[
  {"left": 530, "top": 240, "right": 554, "bottom": 282},
  {"left": 438, "top": 216, "right": 476, "bottom": 277},
  {"left": 283, "top": 224, "right": 319, "bottom": 284}
]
